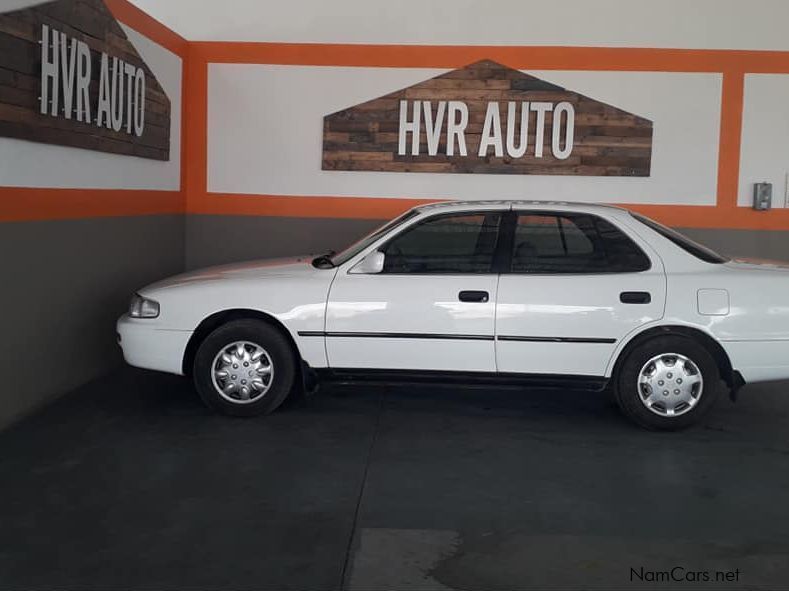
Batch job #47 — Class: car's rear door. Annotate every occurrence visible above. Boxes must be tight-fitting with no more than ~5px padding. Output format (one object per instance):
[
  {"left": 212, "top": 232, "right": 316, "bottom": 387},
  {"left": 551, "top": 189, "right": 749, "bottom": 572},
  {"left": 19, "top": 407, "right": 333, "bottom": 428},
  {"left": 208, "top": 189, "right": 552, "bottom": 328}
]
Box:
[
  {"left": 495, "top": 210, "right": 666, "bottom": 377},
  {"left": 324, "top": 211, "right": 504, "bottom": 372}
]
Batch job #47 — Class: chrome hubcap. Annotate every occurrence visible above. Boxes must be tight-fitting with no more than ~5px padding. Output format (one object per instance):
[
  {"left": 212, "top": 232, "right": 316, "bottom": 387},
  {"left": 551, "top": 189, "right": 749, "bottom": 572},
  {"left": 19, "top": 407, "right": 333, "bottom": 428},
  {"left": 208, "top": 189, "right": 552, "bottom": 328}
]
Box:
[
  {"left": 211, "top": 341, "right": 274, "bottom": 404},
  {"left": 638, "top": 353, "right": 703, "bottom": 417}
]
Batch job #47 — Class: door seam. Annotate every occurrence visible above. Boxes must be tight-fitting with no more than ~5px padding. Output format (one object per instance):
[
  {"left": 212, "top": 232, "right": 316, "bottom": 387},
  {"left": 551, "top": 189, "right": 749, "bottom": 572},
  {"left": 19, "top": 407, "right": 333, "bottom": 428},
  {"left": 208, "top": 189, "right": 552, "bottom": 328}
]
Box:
[{"left": 493, "top": 272, "right": 502, "bottom": 373}]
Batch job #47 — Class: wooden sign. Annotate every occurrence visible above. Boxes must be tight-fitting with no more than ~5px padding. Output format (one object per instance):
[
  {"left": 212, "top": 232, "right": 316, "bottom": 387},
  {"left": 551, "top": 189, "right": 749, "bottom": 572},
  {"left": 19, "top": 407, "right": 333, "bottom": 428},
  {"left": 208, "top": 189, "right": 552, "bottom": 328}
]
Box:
[
  {"left": 323, "top": 60, "right": 652, "bottom": 176},
  {"left": 0, "top": 0, "right": 171, "bottom": 160}
]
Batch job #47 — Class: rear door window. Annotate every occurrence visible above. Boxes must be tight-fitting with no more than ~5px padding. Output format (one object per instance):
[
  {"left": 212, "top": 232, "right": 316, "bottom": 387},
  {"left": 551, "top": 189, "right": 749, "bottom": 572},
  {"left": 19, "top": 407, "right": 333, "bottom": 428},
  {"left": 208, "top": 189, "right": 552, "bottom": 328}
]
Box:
[{"left": 512, "top": 212, "right": 651, "bottom": 274}]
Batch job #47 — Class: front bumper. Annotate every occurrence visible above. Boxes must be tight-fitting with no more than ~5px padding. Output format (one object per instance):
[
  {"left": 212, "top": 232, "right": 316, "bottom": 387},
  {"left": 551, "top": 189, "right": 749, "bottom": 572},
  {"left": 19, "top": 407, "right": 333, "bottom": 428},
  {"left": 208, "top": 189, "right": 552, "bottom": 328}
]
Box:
[{"left": 116, "top": 315, "right": 192, "bottom": 376}]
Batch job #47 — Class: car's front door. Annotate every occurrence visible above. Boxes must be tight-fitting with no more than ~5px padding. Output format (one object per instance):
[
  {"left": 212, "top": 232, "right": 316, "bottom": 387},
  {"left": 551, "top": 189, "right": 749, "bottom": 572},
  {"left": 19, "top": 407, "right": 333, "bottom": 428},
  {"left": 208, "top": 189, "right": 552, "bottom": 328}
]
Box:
[
  {"left": 495, "top": 210, "right": 666, "bottom": 377},
  {"left": 324, "top": 211, "right": 503, "bottom": 372}
]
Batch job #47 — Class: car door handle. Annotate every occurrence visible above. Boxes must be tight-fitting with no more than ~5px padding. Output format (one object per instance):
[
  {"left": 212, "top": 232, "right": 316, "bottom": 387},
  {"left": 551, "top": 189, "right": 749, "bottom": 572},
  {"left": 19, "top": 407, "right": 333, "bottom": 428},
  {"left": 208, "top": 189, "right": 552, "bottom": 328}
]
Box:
[
  {"left": 459, "top": 290, "right": 489, "bottom": 303},
  {"left": 620, "top": 291, "right": 651, "bottom": 304}
]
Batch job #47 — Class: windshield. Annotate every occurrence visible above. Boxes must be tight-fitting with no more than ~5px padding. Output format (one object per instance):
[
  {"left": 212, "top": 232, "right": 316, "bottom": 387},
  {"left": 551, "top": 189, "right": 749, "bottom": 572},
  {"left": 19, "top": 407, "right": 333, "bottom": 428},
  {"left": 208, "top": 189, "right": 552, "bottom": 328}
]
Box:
[
  {"left": 631, "top": 213, "right": 728, "bottom": 264},
  {"left": 330, "top": 209, "right": 421, "bottom": 266}
]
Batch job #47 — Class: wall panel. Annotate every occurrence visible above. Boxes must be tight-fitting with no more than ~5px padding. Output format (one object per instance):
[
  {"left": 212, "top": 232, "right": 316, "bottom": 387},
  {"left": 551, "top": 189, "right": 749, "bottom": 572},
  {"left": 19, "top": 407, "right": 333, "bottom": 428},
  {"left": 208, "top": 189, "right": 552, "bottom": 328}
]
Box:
[
  {"left": 0, "top": 2, "right": 187, "bottom": 427},
  {"left": 0, "top": 24, "right": 182, "bottom": 190},
  {"left": 207, "top": 65, "right": 721, "bottom": 206},
  {"left": 739, "top": 74, "right": 789, "bottom": 207}
]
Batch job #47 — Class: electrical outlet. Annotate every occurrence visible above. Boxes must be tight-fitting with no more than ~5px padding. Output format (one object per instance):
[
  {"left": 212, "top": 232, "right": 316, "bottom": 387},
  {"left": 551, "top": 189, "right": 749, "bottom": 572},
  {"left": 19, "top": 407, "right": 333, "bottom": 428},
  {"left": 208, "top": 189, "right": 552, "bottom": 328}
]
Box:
[{"left": 754, "top": 182, "right": 773, "bottom": 211}]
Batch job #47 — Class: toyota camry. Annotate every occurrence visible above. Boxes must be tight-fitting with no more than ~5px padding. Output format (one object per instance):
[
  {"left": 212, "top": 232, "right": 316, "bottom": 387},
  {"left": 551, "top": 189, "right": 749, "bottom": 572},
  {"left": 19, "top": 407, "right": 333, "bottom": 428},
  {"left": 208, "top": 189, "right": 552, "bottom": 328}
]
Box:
[{"left": 117, "top": 201, "right": 789, "bottom": 430}]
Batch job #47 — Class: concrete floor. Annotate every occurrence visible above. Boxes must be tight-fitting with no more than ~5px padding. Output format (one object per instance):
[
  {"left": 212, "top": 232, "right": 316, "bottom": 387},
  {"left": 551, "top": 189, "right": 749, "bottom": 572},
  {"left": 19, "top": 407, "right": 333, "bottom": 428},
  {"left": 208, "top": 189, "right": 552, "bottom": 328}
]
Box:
[{"left": 1, "top": 369, "right": 789, "bottom": 590}]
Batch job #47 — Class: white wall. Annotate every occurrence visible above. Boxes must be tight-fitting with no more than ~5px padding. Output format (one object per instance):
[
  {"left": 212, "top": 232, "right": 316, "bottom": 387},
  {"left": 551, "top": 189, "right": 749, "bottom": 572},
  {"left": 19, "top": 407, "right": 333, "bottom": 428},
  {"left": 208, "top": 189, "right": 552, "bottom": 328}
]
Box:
[
  {"left": 739, "top": 75, "right": 789, "bottom": 208},
  {"left": 207, "top": 65, "right": 721, "bottom": 206},
  {"left": 0, "top": 24, "right": 182, "bottom": 191},
  {"left": 129, "top": 0, "right": 789, "bottom": 50}
]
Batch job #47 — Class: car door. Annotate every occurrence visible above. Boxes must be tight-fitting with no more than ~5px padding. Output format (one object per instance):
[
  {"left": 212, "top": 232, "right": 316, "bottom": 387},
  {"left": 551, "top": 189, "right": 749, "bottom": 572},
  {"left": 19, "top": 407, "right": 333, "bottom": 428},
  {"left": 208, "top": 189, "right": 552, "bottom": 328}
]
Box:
[
  {"left": 324, "top": 211, "right": 503, "bottom": 372},
  {"left": 495, "top": 210, "right": 666, "bottom": 376}
]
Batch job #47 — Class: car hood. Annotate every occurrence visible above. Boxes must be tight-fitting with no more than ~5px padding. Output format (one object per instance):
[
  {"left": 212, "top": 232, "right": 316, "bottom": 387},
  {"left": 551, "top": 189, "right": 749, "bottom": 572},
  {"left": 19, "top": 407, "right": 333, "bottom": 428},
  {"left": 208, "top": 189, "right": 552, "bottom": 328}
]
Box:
[{"left": 141, "top": 256, "right": 323, "bottom": 293}]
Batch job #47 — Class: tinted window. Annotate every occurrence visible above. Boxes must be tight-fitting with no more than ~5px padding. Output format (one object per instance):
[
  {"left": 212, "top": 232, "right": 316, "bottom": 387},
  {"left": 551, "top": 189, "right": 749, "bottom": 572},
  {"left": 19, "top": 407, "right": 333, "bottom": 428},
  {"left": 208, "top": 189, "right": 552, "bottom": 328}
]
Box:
[
  {"left": 512, "top": 213, "right": 650, "bottom": 273},
  {"left": 631, "top": 213, "right": 728, "bottom": 264},
  {"left": 382, "top": 213, "right": 501, "bottom": 274}
]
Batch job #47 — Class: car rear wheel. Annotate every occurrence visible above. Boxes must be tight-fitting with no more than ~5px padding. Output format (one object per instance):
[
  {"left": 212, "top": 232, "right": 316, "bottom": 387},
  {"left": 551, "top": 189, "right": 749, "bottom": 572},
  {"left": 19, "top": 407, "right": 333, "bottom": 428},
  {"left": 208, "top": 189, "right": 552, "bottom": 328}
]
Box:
[
  {"left": 614, "top": 336, "right": 721, "bottom": 430},
  {"left": 193, "top": 319, "right": 296, "bottom": 417}
]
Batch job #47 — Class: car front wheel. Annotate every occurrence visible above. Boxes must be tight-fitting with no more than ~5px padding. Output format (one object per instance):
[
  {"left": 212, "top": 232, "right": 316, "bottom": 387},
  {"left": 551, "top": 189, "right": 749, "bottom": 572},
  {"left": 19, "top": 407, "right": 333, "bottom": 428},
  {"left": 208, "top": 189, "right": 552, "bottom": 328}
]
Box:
[
  {"left": 614, "top": 336, "right": 721, "bottom": 430},
  {"left": 193, "top": 319, "right": 296, "bottom": 417}
]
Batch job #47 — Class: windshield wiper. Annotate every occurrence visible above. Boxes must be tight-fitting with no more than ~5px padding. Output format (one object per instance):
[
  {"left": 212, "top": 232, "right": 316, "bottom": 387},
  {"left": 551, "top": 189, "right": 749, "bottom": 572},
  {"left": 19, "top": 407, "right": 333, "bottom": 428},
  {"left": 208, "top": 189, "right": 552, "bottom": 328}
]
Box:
[{"left": 311, "top": 250, "right": 336, "bottom": 269}]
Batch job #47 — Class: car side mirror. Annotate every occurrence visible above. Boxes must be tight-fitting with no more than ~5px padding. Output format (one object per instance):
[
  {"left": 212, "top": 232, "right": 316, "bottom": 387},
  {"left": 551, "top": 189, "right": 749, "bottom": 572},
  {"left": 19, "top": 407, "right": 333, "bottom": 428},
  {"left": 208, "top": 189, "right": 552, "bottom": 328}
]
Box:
[{"left": 350, "top": 250, "right": 385, "bottom": 274}]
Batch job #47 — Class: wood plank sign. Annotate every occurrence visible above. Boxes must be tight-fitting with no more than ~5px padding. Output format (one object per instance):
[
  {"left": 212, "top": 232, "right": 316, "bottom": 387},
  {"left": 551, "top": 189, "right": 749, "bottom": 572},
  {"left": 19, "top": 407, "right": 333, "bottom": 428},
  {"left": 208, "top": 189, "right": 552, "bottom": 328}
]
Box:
[
  {"left": 323, "top": 60, "right": 652, "bottom": 176},
  {"left": 0, "top": 0, "right": 171, "bottom": 160}
]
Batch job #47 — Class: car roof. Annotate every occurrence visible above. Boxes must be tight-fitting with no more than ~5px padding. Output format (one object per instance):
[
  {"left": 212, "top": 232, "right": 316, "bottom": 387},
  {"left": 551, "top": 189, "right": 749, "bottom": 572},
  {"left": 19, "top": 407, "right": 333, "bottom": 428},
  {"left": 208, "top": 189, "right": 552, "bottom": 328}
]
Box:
[{"left": 413, "top": 200, "right": 629, "bottom": 217}]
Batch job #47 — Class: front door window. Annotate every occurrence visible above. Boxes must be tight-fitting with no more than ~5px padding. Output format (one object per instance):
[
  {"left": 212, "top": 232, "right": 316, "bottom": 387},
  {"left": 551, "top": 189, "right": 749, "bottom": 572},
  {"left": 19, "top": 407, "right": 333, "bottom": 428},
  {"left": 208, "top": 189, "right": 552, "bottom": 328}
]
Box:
[{"left": 381, "top": 213, "right": 502, "bottom": 274}]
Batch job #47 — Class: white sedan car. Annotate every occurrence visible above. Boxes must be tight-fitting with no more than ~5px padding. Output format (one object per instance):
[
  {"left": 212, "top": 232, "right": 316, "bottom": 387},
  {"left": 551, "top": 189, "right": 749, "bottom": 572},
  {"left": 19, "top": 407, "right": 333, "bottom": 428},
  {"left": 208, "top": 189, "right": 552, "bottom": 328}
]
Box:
[{"left": 117, "top": 200, "right": 788, "bottom": 430}]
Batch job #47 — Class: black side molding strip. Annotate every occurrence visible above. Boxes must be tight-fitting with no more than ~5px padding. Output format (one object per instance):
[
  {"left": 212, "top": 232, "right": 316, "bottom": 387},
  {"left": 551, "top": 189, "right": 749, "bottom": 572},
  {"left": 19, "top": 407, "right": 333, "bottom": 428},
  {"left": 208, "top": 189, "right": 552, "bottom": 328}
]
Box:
[
  {"left": 298, "top": 331, "right": 614, "bottom": 344},
  {"left": 497, "top": 335, "right": 616, "bottom": 344},
  {"left": 297, "top": 331, "right": 494, "bottom": 341}
]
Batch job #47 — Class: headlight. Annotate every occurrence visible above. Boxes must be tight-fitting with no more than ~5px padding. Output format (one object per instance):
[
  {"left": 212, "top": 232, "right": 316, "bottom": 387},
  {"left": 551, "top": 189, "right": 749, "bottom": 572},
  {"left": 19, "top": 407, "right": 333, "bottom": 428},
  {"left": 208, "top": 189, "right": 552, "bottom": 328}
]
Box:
[{"left": 129, "top": 294, "right": 160, "bottom": 318}]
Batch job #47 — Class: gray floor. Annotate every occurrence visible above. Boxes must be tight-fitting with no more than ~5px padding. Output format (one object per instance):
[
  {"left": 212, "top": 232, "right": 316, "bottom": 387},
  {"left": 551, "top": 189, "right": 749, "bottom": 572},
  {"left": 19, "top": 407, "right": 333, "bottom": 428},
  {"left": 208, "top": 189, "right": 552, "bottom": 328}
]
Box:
[{"left": 1, "top": 369, "right": 788, "bottom": 590}]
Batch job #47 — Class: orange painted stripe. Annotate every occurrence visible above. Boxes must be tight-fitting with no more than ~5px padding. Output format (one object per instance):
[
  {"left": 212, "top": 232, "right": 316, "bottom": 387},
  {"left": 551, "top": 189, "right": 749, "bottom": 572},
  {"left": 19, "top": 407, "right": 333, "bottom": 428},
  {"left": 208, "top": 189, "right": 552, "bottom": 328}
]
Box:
[
  {"left": 182, "top": 44, "right": 762, "bottom": 228},
  {"left": 716, "top": 71, "right": 745, "bottom": 208},
  {"left": 184, "top": 56, "right": 208, "bottom": 212},
  {"left": 187, "top": 193, "right": 789, "bottom": 231},
  {"left": 105, "top": 0, "right": 188, "bottom": 58},
  {"left": 191, "top": 193, "right": 438, "bottom": 220},
  {"left": 624, "top": 203, "right": 789, "bottom": 230},
  {"left": 182, "top": 42, "right": 774, "bottom": 228},
  {"left": 191, "top": 42, "right": 789, "bottom": 73},
  {"left": 179, "top": 49, "right": 189, "bottom": 197},
  {"left": 0, "top": 188, "right": 183, "bottom": 223}
]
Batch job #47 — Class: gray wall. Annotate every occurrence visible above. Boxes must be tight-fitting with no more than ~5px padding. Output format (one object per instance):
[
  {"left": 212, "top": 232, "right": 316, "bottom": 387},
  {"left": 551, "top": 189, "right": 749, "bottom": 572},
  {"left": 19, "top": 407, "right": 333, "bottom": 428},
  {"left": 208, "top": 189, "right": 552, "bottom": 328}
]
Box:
[
  {"left": 680, "top": 227, "right": 789, "bottom": 261},
  {"left": 185, "top": 215, "right": 381, "bottom": 270},
  {"left": 0, "top": 215, "right": 184, "bottom": 428},
  {"left": 185, "top": 214, "right": 789, "bottom": 270}
]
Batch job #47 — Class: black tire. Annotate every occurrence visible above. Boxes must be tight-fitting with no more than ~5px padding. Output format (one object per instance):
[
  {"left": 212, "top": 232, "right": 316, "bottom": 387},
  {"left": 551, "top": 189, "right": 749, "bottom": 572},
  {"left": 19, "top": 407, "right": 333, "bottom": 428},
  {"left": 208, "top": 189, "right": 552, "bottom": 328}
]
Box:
[
  {"left": 193, "top": 319, "right": 296, "bottom": 417},
  {"left": 614, "top": 336, "right": 722, "bottom": 430}
]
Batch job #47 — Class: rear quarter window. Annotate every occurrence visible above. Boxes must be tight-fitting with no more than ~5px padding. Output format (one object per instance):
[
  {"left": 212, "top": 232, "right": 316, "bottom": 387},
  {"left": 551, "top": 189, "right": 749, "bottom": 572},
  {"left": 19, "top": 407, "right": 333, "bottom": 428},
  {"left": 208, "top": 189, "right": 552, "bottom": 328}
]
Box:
[{"left": 511, "top": 212, "right": 650, "bottom": 274}]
